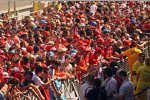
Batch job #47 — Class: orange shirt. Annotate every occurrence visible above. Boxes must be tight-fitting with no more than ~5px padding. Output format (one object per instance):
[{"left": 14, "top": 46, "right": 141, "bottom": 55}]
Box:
[{"left": 122, "top": 47, "right": 142, "bottom": 72}]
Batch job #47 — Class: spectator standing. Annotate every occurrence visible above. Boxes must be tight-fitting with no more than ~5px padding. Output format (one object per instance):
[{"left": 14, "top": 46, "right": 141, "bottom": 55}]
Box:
[
  {"left": 132, "top": 53, "right": 145, "bottom": 92},
  {"left": 120, "top": 41, "right": 142, "bottom": 79},
  {"left": 80, "top": 73, "right": 94, "bottom": 100},
  {"left": 113, "top": 70, "right": 134, "bottom": 100},
  {"left": 102, "top": 67, "right": 117, "bottom": 100},
  {"left": 136, "top": 57, "right": 150, "bottom": 100},
  {"left": 85, "top": 78, "right": 107, "bottom": 100}
]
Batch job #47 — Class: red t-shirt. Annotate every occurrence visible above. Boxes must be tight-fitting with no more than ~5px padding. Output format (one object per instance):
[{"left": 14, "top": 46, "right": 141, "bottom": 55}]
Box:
[{"left": 89, "top": 53, "right": 99, "bottom": 65}]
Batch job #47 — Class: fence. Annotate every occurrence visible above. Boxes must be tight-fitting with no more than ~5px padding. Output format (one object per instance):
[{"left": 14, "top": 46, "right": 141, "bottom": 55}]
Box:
[{"left": 18, "top": 78, "right": 81, "bottom": 100}]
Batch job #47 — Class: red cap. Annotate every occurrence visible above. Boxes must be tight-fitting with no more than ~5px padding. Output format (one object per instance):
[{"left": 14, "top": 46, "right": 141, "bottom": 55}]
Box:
[
  {"left": 42, "top": 31, "right": 50, "bottom": 37},
  {"left": 95, "top": 47, "right": 102, "bottom": 53},
  {"left": 14, "top": 72, "right": 23, "bottom": 81},
  {"left": 123, "top": 40, "right": 131, "bottom": 46},
  {"left": 27, "top": 46, "right": 33, "bottom": 52},
  {"left": 78, "top": 46, "right": 85, "bottom": 50},
  {"left": 40, "top": 44, "right": 46, "bottom": 50},
  {"left": 41, "top": 63, "right": 47, "bottom": 68},
  {"left": 97, "top": 38, "right": 104, "bottom": 43},
  {"left": 66, "top": 13, "right": 72, "bottom": 18},
  {"left": 46, "top": 45, "right": 53, "bottom": 51},
  {"left": 104, "top": 38, "right": 113, "bottom": 45},
  {"left": 93, "top": 30, "right": 102, "bottom": 36},
  {"left": 79, "top": 40, "right": 87, "bottom": 46},
  {"left": 83, "top": 39, "right": 90, "bottom": 45},
  {"left": 21, "top": 50, "right": 27, "bottom": 55}
]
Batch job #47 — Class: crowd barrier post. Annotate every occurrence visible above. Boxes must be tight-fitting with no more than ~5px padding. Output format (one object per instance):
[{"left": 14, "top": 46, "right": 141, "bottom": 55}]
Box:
[
  {"left": 62, "top": 79, "right": 73, "bottom": 100},
  {"left": 71, "top": 79, "right": 80, "bottom": 100}
]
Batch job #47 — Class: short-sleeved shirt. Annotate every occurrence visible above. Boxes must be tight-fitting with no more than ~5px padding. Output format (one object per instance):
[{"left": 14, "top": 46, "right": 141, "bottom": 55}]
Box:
[
  {"left": 132, "top": 61, "right": 143, "bottom": 72},
  {"left": 136, "top": 66, "right": 150, "bottom": 89},
  {"left": 132, "top": 61, "right": 143, "bottom": 85},
  {"left": 119, "top": 80, "right": 133, "bottom": 100},
  {"left": 32, "top": 72, "right": 44, "bottom": 86},
  {"left": 122, "top": 47, "right": 142, "bottom": 72},
  {"left": 80, "top": 82, "right": 92, "bottom": 100},
  {"left": 104, "top": 77, "right": 117, "bottom": 100}
]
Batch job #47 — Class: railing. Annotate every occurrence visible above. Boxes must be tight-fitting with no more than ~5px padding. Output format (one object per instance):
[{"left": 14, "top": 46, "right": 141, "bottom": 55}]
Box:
[
  {"left": 134, "top": 86, "right": 150, "bottom": 100},
  {"left": 14, "top": 78, "right": 81, "bottom": 100}
]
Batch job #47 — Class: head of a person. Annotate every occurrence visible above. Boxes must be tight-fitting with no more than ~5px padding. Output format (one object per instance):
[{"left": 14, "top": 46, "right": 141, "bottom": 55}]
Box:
[
  {"left": 138, "top": 53, "right": 145, "bottom": 63},
  {"left": 103, "top": 67, "right": 113, "bottom": 78},
  {"left": 118, "top": 70, "right": 128, "bottom": 79},
  {"left": 21, "top": 56, "right": 29, "bottom": 65},
  {"left": 145, "top": 57, "right": 150, "bottom": 66},
  {"left": 65, "top": 54, "right": 71, "bottom": 63},
  {"left": 93, "top": 78, "right": 101, "bottom": 88},
  {"left": 86, "top": 73, "right": 95, "bottom": 85},
  {"left": 24, "top": 71, "right": 33, "bottom": 81},
  {"left": 130, "top": 40, "right": 137, "bottom": 48},
  {"left": 0, "top": 72, "right": 10, "bottom": 84},
  {"left": 34, "top": 64, "right": 43, "bottom": 76},
  {"left": 109, "top": 61, "right": 119, "bottom": 75},
  {"left": 51, "top": 60, "right": 61, "bottom": 70}
]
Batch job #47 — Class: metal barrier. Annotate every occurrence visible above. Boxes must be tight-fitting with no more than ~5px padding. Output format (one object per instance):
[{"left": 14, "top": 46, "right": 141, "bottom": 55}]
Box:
[
  {"left": 13, "top": 78, "right": 81, "bottom": 100},
  {"left": 118, "top": 59, "right": 129, "bottom": 72}
]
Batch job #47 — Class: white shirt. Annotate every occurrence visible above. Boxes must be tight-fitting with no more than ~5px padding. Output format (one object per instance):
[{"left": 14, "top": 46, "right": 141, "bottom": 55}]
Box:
[
  {"left": 90, "top": 4, "right": 97, "bottom": 15},
  {"left": 32, "top": 72, "right": 44, "bottom": 86},
  {"left": 80, "top": 82, "right": 92, "bottom": 100}
]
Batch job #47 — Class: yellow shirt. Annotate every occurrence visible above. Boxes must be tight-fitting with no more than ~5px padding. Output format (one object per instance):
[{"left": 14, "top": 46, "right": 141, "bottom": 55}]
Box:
[
  {"left": 136, "top": 65, "right": 150, "bottom": 90},
  {"left": 132, "top": 61, "right": 144, "bottom": 72},
  {"left": 122, "top": 47, "right": 142, "bottom": 72},
  {"left": 132, "top": 61, "right": 143, "bottom": 86}
]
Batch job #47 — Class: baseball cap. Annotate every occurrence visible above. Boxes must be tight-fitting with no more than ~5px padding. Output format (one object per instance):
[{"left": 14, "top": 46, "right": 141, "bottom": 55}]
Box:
[
  {"left": 12, "top": 67, "right": 20, "bottom": 72},
  {"left": 90, "top": 21, "right": 97, "bottom": 26},
  {"left": 2, "top": 72, "right": 10, "bottom": 78},
  {"left": 102, "top": 28, "right": 110, "bottom": 33},
  {"left": 47, "top": 52, "right": 54, "bottom": 57}
]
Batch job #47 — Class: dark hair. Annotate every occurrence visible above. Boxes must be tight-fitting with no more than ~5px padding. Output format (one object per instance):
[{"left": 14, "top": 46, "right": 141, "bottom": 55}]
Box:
[
  {"left": 35, "top": 64, "right": 43, "bottom": 74},
  {"left": 21, "top": 56, "right": 29, "bottom": 64},
  {"left": 86, "top": 73, "right": 95, "bottom": 83},
  {"left": 52, "top": 60, "right": 61, "bottom": 66},
  {"left": 25, "top": 71, "right": 33, "bottom": 77},
  {"left": 93, "top": 78, "right": 101, "bottom": 87},
  {"left": 65, "top": 54, "right": 71, "bottom": 59},
  {"left": 131, "top": 40, "right": 137, "bottom": 47},
  {"left": 36, "top": 56, "right": 43, "bottom": 62},
  {"left": 34, "top": 46, "right": 39, "bottom": 54},
  {"left": 103, "top": 67, "right": 113, "bottom": 77},
  {"left": 118, "top": 70, "right": 128, "bottom": 77}
]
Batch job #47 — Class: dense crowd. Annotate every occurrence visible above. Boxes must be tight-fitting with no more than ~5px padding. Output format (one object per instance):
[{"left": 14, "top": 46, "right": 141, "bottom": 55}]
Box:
[{"left": 0, "top": 1, "right": 150, "bottom": 100}]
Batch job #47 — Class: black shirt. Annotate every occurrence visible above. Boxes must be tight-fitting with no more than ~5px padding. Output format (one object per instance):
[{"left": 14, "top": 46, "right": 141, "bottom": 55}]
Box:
[{"left": 86, "top": 87, "right": 107, "bottom": 100}]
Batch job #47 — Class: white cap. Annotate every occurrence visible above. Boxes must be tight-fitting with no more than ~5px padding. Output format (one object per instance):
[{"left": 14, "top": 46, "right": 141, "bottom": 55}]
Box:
[{"left": 2, "top": 72, "right": 9, "bottom": 78}]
